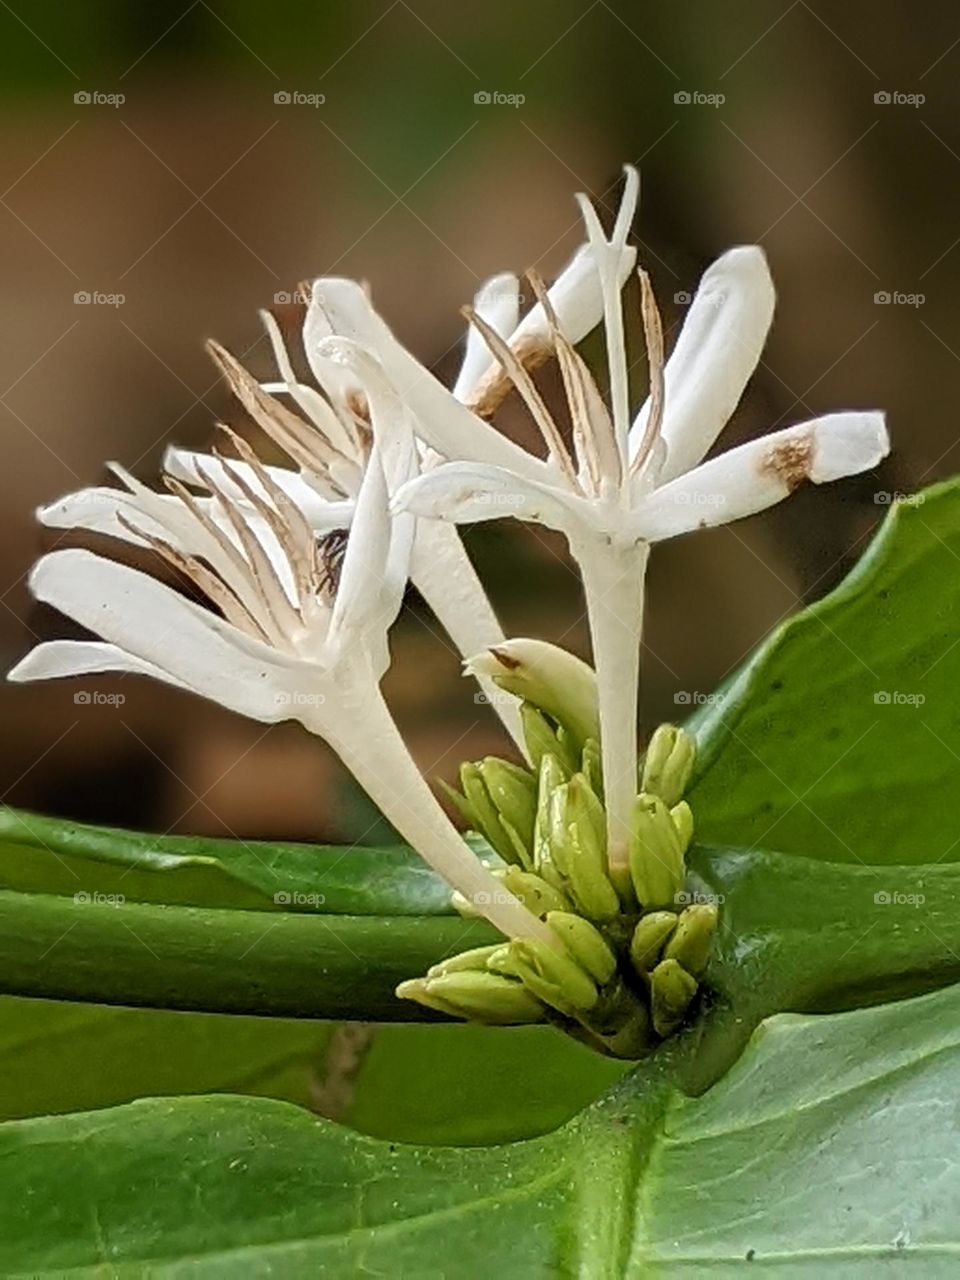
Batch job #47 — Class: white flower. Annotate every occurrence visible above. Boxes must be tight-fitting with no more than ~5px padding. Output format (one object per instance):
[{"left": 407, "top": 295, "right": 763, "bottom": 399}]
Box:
[
  {"left": 9, "top": 386, "right": 549, "bottom": 944},
  {"left": 40, "top": 298, "right": 528, "bottom": 746},
  {"left": 384, "top": 166, "right": 889, "bottom": 872}
]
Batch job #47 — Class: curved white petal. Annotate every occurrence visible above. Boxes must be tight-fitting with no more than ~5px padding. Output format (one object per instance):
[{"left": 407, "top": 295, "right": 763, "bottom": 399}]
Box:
[
  {"left": 19, "top": 548, "right": 325, "bottom": 723},
  {"left": 454, "top": 272, "right": 520, "bottom": 401},
  {"left": 632, "top": 412, "right": 889, "bottom": 542},
  {"left": 409, "top": 519, "right": 524, "bottom": 751},
  {"left": 394, "top": 462, "right": 596, "bottom": 538},
  {"left": 259, "top": 307, "right": 358, "bottom": 458},
  {"left": 163, "top": 448, "right": 355, "bottom": 532},
  {"left": 630, "top": 246, "right": 776, "bottom": 484},
  {"left": 331, "top": 444, "right": 412, "bottom": 676},
  {"left": 39, "top": 486, "right": 165, "bottom": 544},
  {"left": 307, "top": 277, "right": 549, "bottom": 481},
  {"left": 9, "top": 640, "right": 190, "bottom": 690}
]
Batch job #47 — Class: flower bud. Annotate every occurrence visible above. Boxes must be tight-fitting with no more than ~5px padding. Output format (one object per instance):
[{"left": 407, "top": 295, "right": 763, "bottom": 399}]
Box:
[
  {"left": 457, "top": 762, "right": 530, "bottom": 868},
  {"left": 549, "top": 776, "right": 619, "bottom": 921},
  {"left": 503, "top": 937, "right": 599, "bottom": 1016},
  {"left": 465, "top": 639, "right": 599, "bottom": 755},
  {"left": 670, "top": 800, "right": 694, "bottom": 853},
  {"left": 641, "top": 724, "right": 696, "bottom": 808},
  {"left": 546, "top": 911, "right": 617, "bottom": 984},
  {"left": 520, "top": 703, "right": 578, "bottom": 776},
  {"left": 426, "top": 945, "right": 505, "bottom": 978},
  {"left": 560, "top": 821, "right": 621, "bottom": 921},
  {"left": 396, "top": 971, "right": 546, "bottom": 1024},
  {"left": 499, "top": 865, "right": 572, "bottom": 916},
  {"left": 649, "top": 958, "right": 698, "bottom": 1037},
  {"left": 533, "top": 754, "right": 569, "bottom": 886},
  {"left": 628, "top": 793, "right": 686, "bottom": 910},
  {"left": 629, "top": 910, "right": 678, "bottom": 974},
  {"left": 580, "top": 737, "right": 603, "bottom": 800},
  {"left": 479, "top": 758, "right": 537, "bottom": 857},
  {"left": 663, "top": 902, "right": 718, "bottom": 978}
]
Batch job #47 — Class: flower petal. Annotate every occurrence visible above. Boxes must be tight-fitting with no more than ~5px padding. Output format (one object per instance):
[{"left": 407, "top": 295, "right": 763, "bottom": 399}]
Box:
[
  {"left": 394, "top": 461, "right": 596, "bottom": 538},
  {"left": 17, "top": 548, "right": 322, "bottom": 723},
  {"left": 630, "top": 246, "right": 776, "bottom": 483},
  {"left": 306, "top": 277, "right": 550, "bottom": 481},
  {"left": 8, "top": 640, "right": 189, "bottom": 689},
  {"left": 163, "top": 448, "right": 355, "bottom": 532},
  {"left": 454, "top": 272, "right": 520, "bottom": 400},
  {"left": 409, "top": 518, "right": 524, "bottom": 751},
  {"left": 631, "top": 412, "right": 889, "bottom": 542}
]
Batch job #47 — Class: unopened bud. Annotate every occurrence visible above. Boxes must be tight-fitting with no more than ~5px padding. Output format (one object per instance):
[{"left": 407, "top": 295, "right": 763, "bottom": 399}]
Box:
[
  {"left": 546, "top": 911, "right": 617, "bottom": 984},
  {"left": 581, "top": 737, "right": 603, "bottom": 799},
  {"left": 649, "top": 958, "right": 698, "bottom": 1037},
  {"left": 504, "top": 937, "right": 599, "bottom": 1016},
  {"left": 457, "top": 762, "right": 529, "bottom": 868},
  {"left": 548, "top": 776, "right": 619, "bottom": 921},
  {"left": 663, "top": 903, "right": 718, "bottom": 978},
  {"left": 479, "top": 758, "right": 537, "bottom": 858},
  {"left": 670, "top": 800, "right": 694, "bottom": 853},
  {"left": 629, "top": 910, "right": 678, "bottom": 974},
  {"left": 426, "top": 945, "right": 505, "bottom": 978},
  {"left": 396, "top": 971, "right": 546, "bottom": 1024},
  {"left": 465, "top": 639, "right": 599, "bottom": 755},
  {"left": 533, "top": 754, "right": 569, "bottom": 885},
  {"left": 629, "top": 793, "right": 686, "bottom": 910},
  {"left": 499, "top": 865, "right": 572, "bottom": 916},
  {"left": 520, "top": 703, "right": 578, "bottom": 776},
  {"left": 560, "top": 820, "right": 621, "bottom": 921},
  {"left": 641, "top": 724, "right": 696, "bottom": 808}
]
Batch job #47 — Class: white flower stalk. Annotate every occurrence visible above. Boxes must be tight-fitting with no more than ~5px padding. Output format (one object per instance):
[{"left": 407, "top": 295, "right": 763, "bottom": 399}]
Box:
[
  {"left": 390, "top": 166, "right": 889, "bottom": 874},
  {"left": 9, "top": 397, "right": 550, "bottom": 945}
]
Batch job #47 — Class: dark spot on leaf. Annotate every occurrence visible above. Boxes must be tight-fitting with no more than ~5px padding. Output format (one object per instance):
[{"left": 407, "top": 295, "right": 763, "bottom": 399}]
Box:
[
  {"left": 746, "top": 1249, "right": 756, "bottom": 1261},
  {"left": 771, "top": 679, "right": 784, "bottom": 692}
]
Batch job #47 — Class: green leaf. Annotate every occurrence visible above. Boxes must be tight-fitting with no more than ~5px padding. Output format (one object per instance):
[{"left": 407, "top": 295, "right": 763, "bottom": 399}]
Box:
[
  {"left": 0, "top": 997, "right": 624, "bottom": 1143},
  {"left": 3, "top": 980, "right": 958, "bottom": 1275},
  {"left": 0, "top": 808, "right": 452, "bottom": 914},
  {"left": 690, "top": 479, "right": 960, "bottom": 864},
  {"left": 0, "top": 996, "right": 334, "bottom": 1121}
]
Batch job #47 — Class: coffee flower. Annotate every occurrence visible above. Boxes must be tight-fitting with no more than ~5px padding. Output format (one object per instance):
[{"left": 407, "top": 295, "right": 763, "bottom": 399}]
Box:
[
  {"left": 9, "top": 372, "right": 549, "bottom": 945},
  {"left": 390, "top": 166, "right": 889, "bottom": 877}
]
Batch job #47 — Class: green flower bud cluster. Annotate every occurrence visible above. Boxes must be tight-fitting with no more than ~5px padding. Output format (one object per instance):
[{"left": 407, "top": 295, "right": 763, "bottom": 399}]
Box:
[{"left": 399, "top": 641, "right": 720, "bottom": 1058}]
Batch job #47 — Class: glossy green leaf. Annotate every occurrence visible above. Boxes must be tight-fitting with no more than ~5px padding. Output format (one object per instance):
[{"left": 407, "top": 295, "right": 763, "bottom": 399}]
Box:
[
  {"left": 0, "top": 808, "right": 451, "bottom": 914},
  {"left": 0, "top": 997, "right": 624, "bottom": 1143},
  {"left": 0, "top": 996, "right": 334, "bottom": 1121},
  {"left": 690, "top": 479, "right": 960, "bottom": 864},
  {"left": 2, "top": 980, "right": 957, "bottom": 1275}
]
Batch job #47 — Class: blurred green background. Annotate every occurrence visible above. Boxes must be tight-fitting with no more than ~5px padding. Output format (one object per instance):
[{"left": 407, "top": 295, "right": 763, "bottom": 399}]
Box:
[{"left": 0, "top": 0, "right": 946, "bottom": 841}]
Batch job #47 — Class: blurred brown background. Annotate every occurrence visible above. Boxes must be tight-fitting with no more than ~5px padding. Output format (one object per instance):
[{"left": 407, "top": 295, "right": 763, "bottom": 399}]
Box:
[{"left": 0, "top": 0, "right": 950, "bottom": 842}]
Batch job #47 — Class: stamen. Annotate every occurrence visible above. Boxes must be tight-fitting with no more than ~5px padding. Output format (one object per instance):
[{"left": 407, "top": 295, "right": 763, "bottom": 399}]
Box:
[
  {"left": 206, "top": 340, "right": 353, "bottom": 496},
  {"left": 630, "top": 269, "right": 666, "bottom": 478},
  {"left": 463, "top": 334, "right": 553, "bottom": 420},
  {"left": 193, "top": 460, "right": 302, "bottom": 649},
  {"left": 462, "top": 304, "right": 581, "bottom": 492},
  {"left": 526, "top": 270, "right": 621, "bottom": 497},
  {"left": 259, "top": 308, "right": 360, "bottom": 458},
  {"left": 116, "top": 512, "right": 266, "bottom": 642},
  {"left": 212, "top": 426, "right": 316, "bottom": 600}
]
